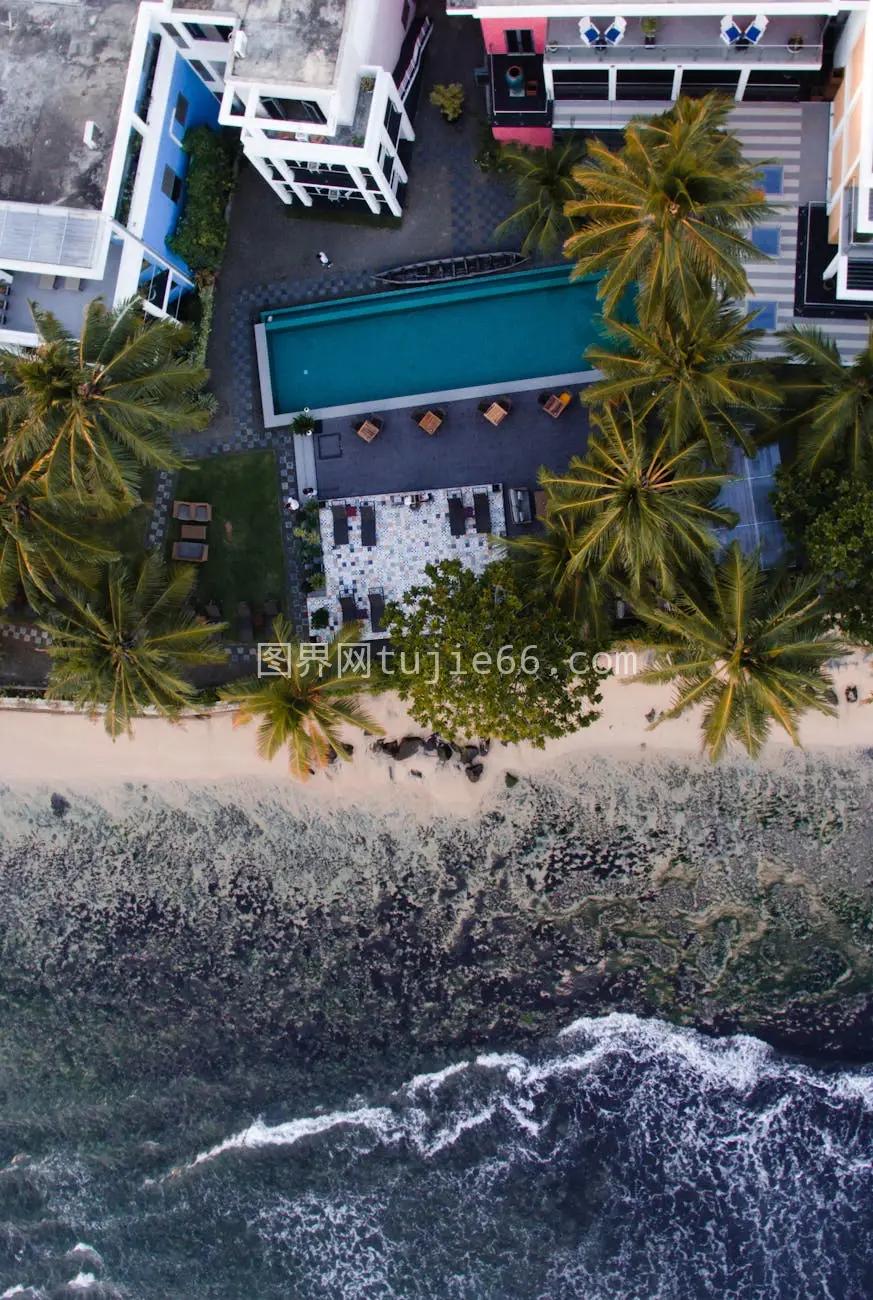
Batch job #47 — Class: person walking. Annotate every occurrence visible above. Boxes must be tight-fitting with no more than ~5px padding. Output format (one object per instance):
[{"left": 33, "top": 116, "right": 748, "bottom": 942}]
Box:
[
  {"left": 284, "top": 495, "right": 300, "bottom": 512},
  {"left": 316, "top": 251, "right": 332, "bottom": 267}
]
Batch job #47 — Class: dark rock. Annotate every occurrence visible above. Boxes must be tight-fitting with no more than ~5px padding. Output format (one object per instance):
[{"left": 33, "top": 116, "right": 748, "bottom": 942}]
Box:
[
  {"left": 409, "top": 769, "right": 424, "bottom": 779},
  {"left": 478, "top": 738, "right": 491, "bottom": 756},
  {"left": 50, "top": 793, "right": 70, "bottom": 818},
  {"left": 504, "top": 772, "right": 519, "bottom": 789},
  {"left": 437, "top": 742, "right": 453, "bottom": 762},
  {"left": 380, "top": 739, "right": 400, "bottom": 757},
  {"left": 466, "top": 762, "right": 484, "bottom": 783},
  {"left": 394, "top": 736, "right": 424, "bottom": 761},
  {"left": 461, "top": 745, "right": 479, "bottom": 766},
  {"left": 423, "top": 734, "right": 439, "bottom": 754}
]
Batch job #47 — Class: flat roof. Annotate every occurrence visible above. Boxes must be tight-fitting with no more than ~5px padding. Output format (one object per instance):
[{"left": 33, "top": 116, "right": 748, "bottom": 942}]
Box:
[
  {"left": 224, "top": 0, "right": 348, "bottom": 87},
  {"left": 0, "top": 0, "right": 137, "bottom": 207}
]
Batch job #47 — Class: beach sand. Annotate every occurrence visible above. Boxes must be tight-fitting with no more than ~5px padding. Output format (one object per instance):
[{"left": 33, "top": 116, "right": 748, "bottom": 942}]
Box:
[{"left": 1, "top": 651, "right": 870, "bottom": 811}]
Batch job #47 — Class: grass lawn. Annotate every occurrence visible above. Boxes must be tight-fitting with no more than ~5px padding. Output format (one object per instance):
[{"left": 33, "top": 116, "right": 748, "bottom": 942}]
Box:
[{"left": 171, "top": 450, "right": 285, "bottom": 637}]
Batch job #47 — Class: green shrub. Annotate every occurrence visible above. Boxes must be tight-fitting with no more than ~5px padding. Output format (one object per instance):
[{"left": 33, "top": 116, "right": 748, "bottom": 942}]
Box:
[
  {"left": 430, "top": 83, "right": 465, "bottom": 122},
  {"left": 168, "top": 126, "right": 237, "bottom": 273},
  {"left": 310, "top": 607, "right": 330, "bottom": 630}
]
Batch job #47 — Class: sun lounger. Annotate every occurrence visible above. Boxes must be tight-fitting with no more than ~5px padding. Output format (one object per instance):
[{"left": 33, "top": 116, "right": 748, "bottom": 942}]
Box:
[
  {"left": 340, "top": 595, "right": 359, "bottom": 625},
  {"left": 173, "top": 500, "right": 212, "bottom": 522},
  {"left": 473, "top": 492, "right": 492, "bottom": 533},
  {"left": 180, "top": 523, "right": 207, "bottom": 541},
  {"left": 368, "top": 591, "right": 386, "bottom": 635},
  {"left": 332, "top": 505, "right": 350, "bottom": 546},
  {"left": 447, "top": 496, "right": 466, "bottom": 538},
  {"left": 171, "top": 540, "right": 209, "bottom": 562},
  {"left": 360, "top": 504, "right": 377, "bottom": 547}
]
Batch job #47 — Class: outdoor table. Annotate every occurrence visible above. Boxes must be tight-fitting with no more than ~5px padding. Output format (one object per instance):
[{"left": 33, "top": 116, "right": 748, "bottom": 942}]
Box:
[
  {"left": 356, "top": 419, "right": 380, "bottom": 442},
  {"left": 418, "top": 410, "right": 442, "bottom": 435},
  {"left": 483, "top": 402, "right": 508, "bottom": 426},
  {"left": 543, "top": 393, "right": 570, "bottom": 419},
  {"left": 180, "top": 523, "right": 207, "bottom": 541}
]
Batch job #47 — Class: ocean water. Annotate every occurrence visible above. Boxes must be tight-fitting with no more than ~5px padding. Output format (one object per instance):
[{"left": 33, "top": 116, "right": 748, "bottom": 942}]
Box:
[{"left": 1, "top": 752, "right": 872, "bottom": 1297}]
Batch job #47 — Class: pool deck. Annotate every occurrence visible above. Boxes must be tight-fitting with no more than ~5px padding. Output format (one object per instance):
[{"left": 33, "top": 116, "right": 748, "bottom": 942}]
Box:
[{"left": 294, "top": 383, "right": 592, "bottom": 508}]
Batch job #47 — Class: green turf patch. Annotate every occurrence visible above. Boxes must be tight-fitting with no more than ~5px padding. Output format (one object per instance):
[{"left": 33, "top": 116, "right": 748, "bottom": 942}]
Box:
[{"left": 171, "top": 450, "right": 285, "bottom": 637}]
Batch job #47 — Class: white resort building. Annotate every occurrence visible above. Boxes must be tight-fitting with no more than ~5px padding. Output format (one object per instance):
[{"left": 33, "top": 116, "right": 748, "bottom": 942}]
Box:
[{"left": 0, "top": 0, "right": 424, "bottom": 345}]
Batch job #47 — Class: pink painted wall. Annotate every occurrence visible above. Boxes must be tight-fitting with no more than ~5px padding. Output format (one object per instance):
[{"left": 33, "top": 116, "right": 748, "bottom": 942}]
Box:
[
  {"left": 493, "top": 125, "right": 554, "bottom": 148},
  {"left": 480, "top": 17, "right": 548, "bottom": 53}
]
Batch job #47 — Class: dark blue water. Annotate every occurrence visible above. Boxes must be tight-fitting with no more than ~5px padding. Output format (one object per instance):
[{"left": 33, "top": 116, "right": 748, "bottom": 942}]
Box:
[{"left": 2, "top": 1015, "right": 872, "bottom": 1299}]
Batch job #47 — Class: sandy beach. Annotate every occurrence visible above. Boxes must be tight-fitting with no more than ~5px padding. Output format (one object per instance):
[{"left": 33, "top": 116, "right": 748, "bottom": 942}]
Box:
[{"left": 0, "top": 650, "right": 870, "bottom": 809}]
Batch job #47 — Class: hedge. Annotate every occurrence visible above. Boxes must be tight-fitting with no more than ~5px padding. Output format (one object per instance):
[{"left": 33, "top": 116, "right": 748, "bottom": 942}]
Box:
[{"left": 168, "top": 126, "right": 237, "bottom": 273}]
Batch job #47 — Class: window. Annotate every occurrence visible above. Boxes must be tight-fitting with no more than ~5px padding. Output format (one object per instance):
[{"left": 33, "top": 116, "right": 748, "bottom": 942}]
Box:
[
  {"left": 161, "top": 165, "right": 182, "bottom": 203},
  {"left": 260, "top": 96, "right": 326, "bottom": 125},
  {"left": 758, "top": 166, "right": 784, "bottom": 196},
  {"left": 184, "top": 22, "right": 206, "bottom": 41},
  {"left": 230, "top": 94, "right": 246, "bottom": 116},
  {"left": 505, "top": 29, "right": 535, "bottom": 54},
  {"left": 749, "top": 300, "right": 778, "bottom": 331},
  {"left": 552, "top": 69, "right": 608, "bottom": 101},
  {"left": 750, "top": 226, "right": 781, "bottom": 256},
  {"left": 615, "top": 70, "right": 674, "bottom": 101},
  {"left": 162, "top": 24, "right": 187, "bottom": 48},
  {"left": 188, "top": 60, "right": 212, "bottom": 82},
  {"left": 173, "top": 93, "right": 189, "bottom": 128}
]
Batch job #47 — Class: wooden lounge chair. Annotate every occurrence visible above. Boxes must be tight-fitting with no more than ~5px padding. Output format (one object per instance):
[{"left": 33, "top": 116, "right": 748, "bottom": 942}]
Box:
[
  {"left": 173, "top": 500, "right": 213, "bottom": 522},
  {"left": 539, "top": 392, "right": 572, "bottom": 419},
  {"left": 180, "top": 523, "right": 207, "bottom": 541},
  {"left": 332, "top": 505, "right": 350, "bottom": 545},
  {"left": 360, "top": 503, "right": 377, "bottom": 547},
  {"left": 171, "top": 540, "right": 209, "bottom": 563},
  {"left": 447, "top": 495, "right": 466, "bottom": 537}
]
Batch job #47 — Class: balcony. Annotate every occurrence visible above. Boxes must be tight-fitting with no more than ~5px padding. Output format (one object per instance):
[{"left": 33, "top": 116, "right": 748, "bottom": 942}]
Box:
[
  {"left": 489, "top": 53, "right": 551, "bottom": 128},
  {"left": 544, "top": 14, "right": 825, "bottom": 69}
]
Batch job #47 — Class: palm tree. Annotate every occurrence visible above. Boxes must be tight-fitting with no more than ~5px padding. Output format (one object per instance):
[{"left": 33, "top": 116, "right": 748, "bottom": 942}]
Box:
[
  {"left": 631, "top": 541, "right": 844, "bottom": 761},
  {"left": 564, "top": 94, "right": 775, "bottom": 323},
  {"left": 776, "top": 324, "right": 873, "bottom": 475},
  {"left": 40, "top": 554, "right": 226, "bottom": 738},
  {"left": 583, "top": 297, "right": 776, "bottom": 464},
  {"left": 493, "top": 137, "right": 587, "bottom": 257},
  {"left": 503, "top": 483, "right": 612, "bottom": 637},
  {"left": 219, "top": 620, "right": 384, "bottom": 780},
  {"left": 543, "top": 400, "right": 734, "bottom": 595},
  {"left": 0, "top": 455, "right": 119, "bottom": 608},
  {"left": 0, "top": 298, "right": 209, "bottom": 503}
]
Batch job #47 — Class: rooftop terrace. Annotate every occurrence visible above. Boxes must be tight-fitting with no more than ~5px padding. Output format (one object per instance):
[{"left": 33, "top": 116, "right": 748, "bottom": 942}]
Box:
[
  {"left": 224, "top": 0, "right": 348, "bottom": 86},
  {"left": 0, "top": 0, "right": 137, "bottom": 207}
]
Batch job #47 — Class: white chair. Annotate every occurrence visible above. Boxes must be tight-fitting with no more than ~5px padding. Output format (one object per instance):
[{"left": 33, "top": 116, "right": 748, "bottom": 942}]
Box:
[
  {"left": 720, "top": 15, "right": 742, "bottom": 44},
  {"left": 744, "top": 14, "right": 769, "bottom": 43},
  {"left": 578, "top": 17, "right": 601, "bottom": 45},
  {"left": 604, "top": 16, "right": 627, "bottom": 44}
]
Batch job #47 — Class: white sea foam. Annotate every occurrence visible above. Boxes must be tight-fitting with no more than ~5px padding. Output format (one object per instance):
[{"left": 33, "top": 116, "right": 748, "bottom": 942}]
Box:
[
  {"left": 401, "top": 1061, "right": 469, "bottom": 1095},
  {"left": 184, "top": 1107, "right": 400, "bottom": 1172},
  {"left": 65, "top": 1277, "right": 96, "bottom": 1292}
]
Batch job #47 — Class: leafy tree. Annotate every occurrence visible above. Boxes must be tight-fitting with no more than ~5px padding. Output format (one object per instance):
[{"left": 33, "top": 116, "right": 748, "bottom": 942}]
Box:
[
  {"left": 0, "top": 299, "right": 208, "bottom": 504},
  {"left": 542, "top": 400, "right": 734, "bottom": 596},
  {"left": 219, "top": 619, "right": 383, "bottom": 780},
  {"left": 493, "top": 137, "right": 586, "bottom": 257},
  {"left": 772, "top": 466, "right": 873, "bottom": 644},
  {"left": 167, "top": 126, "right": 236, "bottom": 273},
  {"left": 40, "top": 555, "right": 226, "bottom": 738},
  {"left": 564, "top": 93, "right": 774, "bottom": 323},
  {"left": 775, "top": 324, "right": 873, "bottom": 475},
  {"left": 0, "top": 455, "right": 119, "bottom": 608},
  {"left": 381, "top": 558, "right": 603, "bottom": 746},
  {"left": 583, "top": 297, "right": 775, "bottom": 463},
  {"left": 631, "top": 541, "right": 844, "bottom": 760}
]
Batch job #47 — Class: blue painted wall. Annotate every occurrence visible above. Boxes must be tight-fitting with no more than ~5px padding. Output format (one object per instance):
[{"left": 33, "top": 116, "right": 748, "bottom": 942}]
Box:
[{"left": 141, "top": 52, "right": 221, "bottom": 277}]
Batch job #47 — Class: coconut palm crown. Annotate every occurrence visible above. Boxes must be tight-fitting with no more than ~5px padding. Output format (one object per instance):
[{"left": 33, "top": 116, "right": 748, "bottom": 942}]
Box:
[
  {"left": 543, "top": 400, "right": 735, "bottom": 596},
  {"left": 493, "top": 137, "right": 586, "bottom": 258},
  {"left": 775, "top": 323, "right": 873, "bottom": 475},
  {"left": 564, "top": 93, "right": 776, "bottom": 323},
  {"left": 631, "top": 541, "right": 844, "bottom": 761},
  {"left": 0, "top": 298, "right": 209, "bottom": 503},
  {"left": 40, "top": 554, "right": 227, "bottom": 738},
  {"left": 0, "top": 454, "right": 119, "bottom": 608},
  {"left": 219, "top": 619, "right": 384, "bottom": 780},
  {"left": 583, "top": 297, "right": 776, "bottom": 464}
]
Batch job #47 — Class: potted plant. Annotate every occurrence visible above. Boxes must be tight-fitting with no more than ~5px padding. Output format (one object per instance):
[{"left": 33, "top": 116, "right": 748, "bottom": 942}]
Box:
[
  {"left": 429, "top": 83, "right": 465, "bottom": 124},
  {"left": 788, "top": 33, "right": 804, "bottom": 52},
  {"left": 360, "top": 74, "right": 375, "bottom": 93},
  {"left": 291, "top": 409, "right": 317, "bottom": 437},
  {"left": 641, "top": 17, "right": 658, "bottom": 45}
]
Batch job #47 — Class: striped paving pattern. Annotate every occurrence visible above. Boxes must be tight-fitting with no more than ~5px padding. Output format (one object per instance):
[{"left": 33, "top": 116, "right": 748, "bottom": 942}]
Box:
[{"left": 730, "top": 103, "right": 869, "bottom": 360}]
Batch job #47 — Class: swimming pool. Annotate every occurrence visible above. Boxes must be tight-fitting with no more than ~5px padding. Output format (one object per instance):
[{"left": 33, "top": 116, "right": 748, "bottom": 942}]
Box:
[{"left": 255, "top": 266, "right": 605, "bottom": 425}]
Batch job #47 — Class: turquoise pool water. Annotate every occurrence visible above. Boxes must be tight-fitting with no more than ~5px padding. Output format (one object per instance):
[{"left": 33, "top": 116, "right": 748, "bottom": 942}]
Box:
[{"left": 261, "top": 266, "right": 603, "bottom": 415}]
